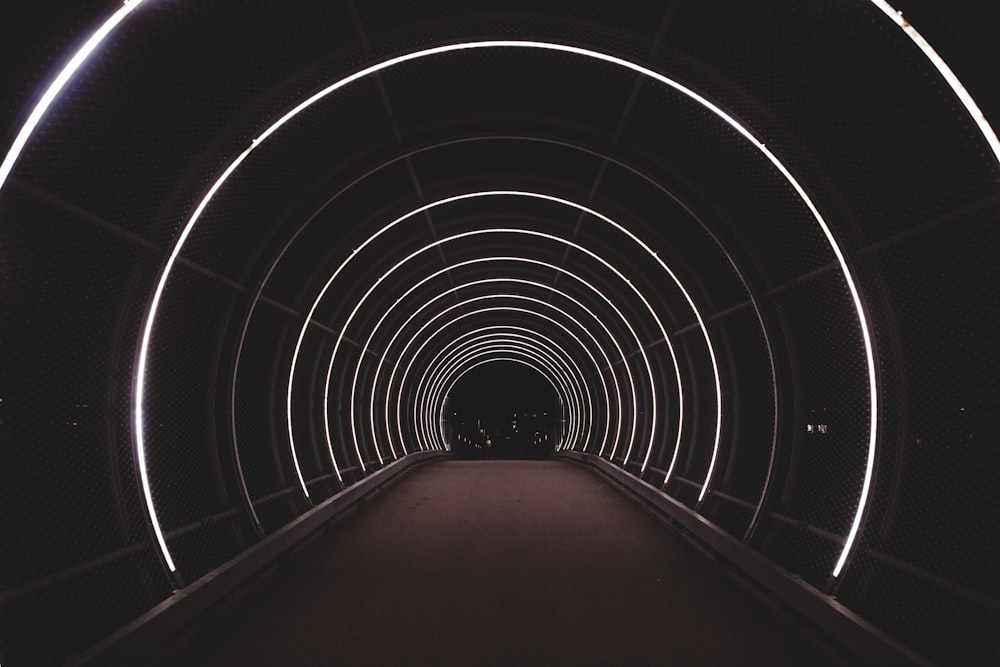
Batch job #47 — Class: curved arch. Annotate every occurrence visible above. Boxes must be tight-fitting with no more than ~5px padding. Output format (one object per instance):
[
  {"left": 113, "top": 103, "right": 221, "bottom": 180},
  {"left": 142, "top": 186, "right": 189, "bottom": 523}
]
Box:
[
  {"left": 419, "top": 340, "right": 586, "bottom": 452},
  {"left": 408, "top": 327, "right": 595, "bottom": 453},
  {"left": 313, "top": 196, "right": 690, "bottom": 484},
  {"left": 353, "top": 274, "right": 645, "bottom": 470},
  {"left": 418, "top": 333, "right": 590, "bottom": 451},
  {"left": 127, "top": 40, "right": 876, "bottom": 577},
  {"left": 227, "top": 132, "right": 779, "bottom": 544},
  {"left": 399, "top": 324, "right": 603, "bottom": 456},
  {"left": 389, "top": 302, "right": 619, "bottom": 465},
  {"left": 353, "top": 255, "right": 650, "bottom": 462},
  {"left": 392, "top": 298, "right": 618, "bottom": 457},
  {"left": 443, "top": 356, "right": 565, "bottom": 450}
]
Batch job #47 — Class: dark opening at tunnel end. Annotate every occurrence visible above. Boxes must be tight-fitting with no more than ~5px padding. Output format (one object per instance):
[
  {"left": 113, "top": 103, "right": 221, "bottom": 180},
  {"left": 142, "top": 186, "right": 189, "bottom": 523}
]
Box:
[{"left": 446, "top": 362, "right": 558, "bottom": 460}]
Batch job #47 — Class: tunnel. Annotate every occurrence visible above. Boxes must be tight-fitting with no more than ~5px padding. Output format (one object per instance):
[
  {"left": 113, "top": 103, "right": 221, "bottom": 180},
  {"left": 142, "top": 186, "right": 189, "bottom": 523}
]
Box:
[{"left": 1, "top": 1, "right": 998, "bottom": 665}]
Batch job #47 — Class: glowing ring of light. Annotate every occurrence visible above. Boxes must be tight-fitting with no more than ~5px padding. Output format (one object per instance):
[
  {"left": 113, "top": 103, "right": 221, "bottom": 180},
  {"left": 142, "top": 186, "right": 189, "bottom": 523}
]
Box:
[
  {"left": 353, "top": 267, "right": 623, "bottom": 459},
  {"left": 386, "top": 311, "right": 610, "bottom": 456},
  {"left": 397, "top": 318, "right": 609, "bottom": 455},
  {"left": 404, "top": 280, "right": 632, "bottom": 456},
  {"left": 394, "top": 299, "right": 616, "bottom": 456},
  {"left": 416, "top": 332, "right": 591, "bottom": 451},
  {"left": 422, "top": 344, "right": 584, "bottom": 452},
  {"left": 419, "top": 339, "right": 586, "bottom": 451},
  {"left": 355, "top": 273, "right": 642, "bottom": 466},
  {"left": 428, "top": 344, "right": 582, "bottom": 451},
  {"left": 443, "top": 356, "right": 566, "bottom": 451},
  {"left": 316, "top": 201, "right": 680, "bottom": 482},
  {"left": 354, "top": 256, "right": 650, "bottom": 462},
  {"left": 2, "top": 0, "right": 992, "bottom": 579},
  {"left": 303, "top": 192, "right": 707, "bottom": 507},
  {"left": 402, "top": 278, "right": 612, "bottom": 456},
  {"left": 389, "top": 302, "right": 618, "bottom": 460},
  {"left": 432, "top": 350, "right": 574, "bottom": 451},
  {"left": 118, "top": 39, "right": 908, "bottom": 576},
  {"left": 399, "top": 324, "right": 603, "bottom": 455},
  {"left": 423, "top": 333, "right": 589, "bottom": 450},
  {"left": 409, "top": 331, "right": 592, "bottom": 452}
]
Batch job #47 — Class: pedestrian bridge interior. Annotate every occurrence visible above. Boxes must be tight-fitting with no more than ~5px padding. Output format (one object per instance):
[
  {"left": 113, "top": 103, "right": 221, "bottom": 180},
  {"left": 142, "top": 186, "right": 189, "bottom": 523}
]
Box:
[{"left": 1, "top": 1, "right": 998, "bottom": 665}]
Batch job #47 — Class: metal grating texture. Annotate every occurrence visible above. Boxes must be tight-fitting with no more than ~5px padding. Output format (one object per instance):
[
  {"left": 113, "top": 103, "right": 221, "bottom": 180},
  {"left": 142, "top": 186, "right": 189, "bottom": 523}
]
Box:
[
  {"left": 0, "top": 177, "right": 173, "bottom": 664},
  {"left": 1, "top": 1, "right": 998, "bottom": 664}
]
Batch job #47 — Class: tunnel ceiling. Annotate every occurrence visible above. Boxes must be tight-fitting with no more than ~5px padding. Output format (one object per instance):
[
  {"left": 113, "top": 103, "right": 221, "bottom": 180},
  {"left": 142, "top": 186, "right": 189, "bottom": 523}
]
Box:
[{"left": 2, "top": 1, "right": 999, "bottom": 665}]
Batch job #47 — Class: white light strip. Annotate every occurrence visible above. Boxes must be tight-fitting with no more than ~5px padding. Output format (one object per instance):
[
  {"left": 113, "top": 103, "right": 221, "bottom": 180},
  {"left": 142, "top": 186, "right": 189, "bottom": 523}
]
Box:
[
  {"left": 129, "top": 40, "right": 879, "bottom": 578},
  {"left": 389, "top": 303, "right": 614, "bottom": 457},
  {"left": 441, "top": 355, "right": 566, "bottom": 448},
  {"left": 423, "top": 342, "right": 582, "bottom": 451},
  {"left": 411, "top": 334, "right": 574, "bottom": 450},
  {"left": 410, "top": 282, "right": 620, "bottom": 452},
  {"left": 315, "top": 213, "right": 678, "bottom": 477},
  {"left": 358, "top": 258, "right": 627, "bottom": 461},
  {"left": 426, "top": 345, "right": 582, "bottom": 452},
  {"left": 431, "top": 347, "right": 580, "bottom": 451},
  {"left": 401, "top": 325, "right": 597, "bottom": 454},
  {"left": 870, "top": 0, "right": 1000, "bottom": 166},
  {"left": 356, "top": 273, "right": 587, "bottom": 457},
  {"left": 0, "top": 0, "right": 147, "bottom": 194},
  {"left": 398, "top": 299, "right": 606, "bottom": 453},
  {"left": 0, "top": 0, "right": 171, "bottom": 569},
  {"left": 417, "top": 323, "right": 604, "bottom": 455},
  {"left": 844, "top": 5, "right": 1000, "bottom": 576},
  {"left": 436, "top": 354, "right": 569, "bottom": 450},
  {"left": 426, "top": 335, "right": 585, "bottom": 449},
  {"left": 418, "top": 332, "right": 588, "bottom": 450},
  {"left": 405, "top": 331, "right": 586, "bottom": 452},
  {"left": 358, "top": 273, "right": 631, "bottom": 464}
]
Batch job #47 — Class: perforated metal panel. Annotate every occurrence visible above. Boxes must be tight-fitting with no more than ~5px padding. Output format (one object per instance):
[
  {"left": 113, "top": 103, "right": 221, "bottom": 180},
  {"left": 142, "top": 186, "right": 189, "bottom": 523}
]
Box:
[{"left": 2, "top": 1, "right": 998, "bottom": 664}]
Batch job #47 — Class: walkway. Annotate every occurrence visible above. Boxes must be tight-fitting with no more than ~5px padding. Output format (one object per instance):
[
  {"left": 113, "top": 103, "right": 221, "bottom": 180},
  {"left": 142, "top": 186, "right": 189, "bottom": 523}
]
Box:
[{"left": 166, "top": 459, "right": 831, "bottom": 666}]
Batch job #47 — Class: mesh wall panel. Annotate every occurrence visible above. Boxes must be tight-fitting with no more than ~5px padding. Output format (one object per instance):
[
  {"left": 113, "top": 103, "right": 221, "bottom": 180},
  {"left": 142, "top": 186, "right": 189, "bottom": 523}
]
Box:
[{"left": 3, "top": 1, "right": 998, "bottom": 664}]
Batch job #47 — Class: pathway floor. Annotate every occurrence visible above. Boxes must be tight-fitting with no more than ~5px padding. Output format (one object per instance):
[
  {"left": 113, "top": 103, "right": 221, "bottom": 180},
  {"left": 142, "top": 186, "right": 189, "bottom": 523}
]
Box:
[{"left": 167, "top": 459, "right": 831, "bottom": 666}]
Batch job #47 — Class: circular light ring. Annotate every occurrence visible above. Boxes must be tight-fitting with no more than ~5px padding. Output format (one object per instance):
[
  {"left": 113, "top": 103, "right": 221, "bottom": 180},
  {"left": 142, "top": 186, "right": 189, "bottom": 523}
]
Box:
[
  {"left": 417, "top": 327, "right": 603, "bottom": 453},
  {"left": 354, "top": 263, "right": 623, "bottom": 458},
  {"left": 442, "top": 356, "right": 567, "bottom": 451},
  {"left": 124, "top": 40, "right": 900, "bottom": 577},
  {"left": 0, "top": 0, "right": 151, "bottom": 193},
  {"left": 355, "top": 273, "right": 643, "bottom": 467},
  {"left": 227, "top": 133, "right": 776, "bottom": 541},
  {"left": 419, "top": 339, "right": 586, "bottom": 452},
  {"left": 428, "top": 344, "right": 583, "bottom": 452},
  {"left": 390, "top": 302, "right": 621, "bottom": 463},
  {"left": 316, "top": 219, "right": 685, "bottom": 482},
  {"left": 401, "top": 324, "right": 603, "bottom": 456},
  {"left": 365, "top": 257, "right": 640, "bottom": 462},
  {"left": 404, "top": 308, "right": 607, "bottom": 460},
  {"left": 316, "top": 224, "right": 684, "bottom": 480},
  {"left": 406, "top": 292, "right": 608, "bottom": 460},
  {"left": 395, "top": 300, "right": 618, "bottom": 458},
  {"left": 432, "top": 338, "right": 584, "bottom": 452},
  {"left": 427, "top": 347, "right": 581, "bottom": 453},
  {"left": 305, "top": 193, "right": 697, "bottom": 494},
  {"left": 1, "top": 0, "right": 990, "bottom": 582},
  {"left": 352, "top": 256, "right": 648, "bottom": 464},
  {"left": 433, "top": 352, "right": 573, "bottom": 453},
  {"left": 422, "top": 340, "right": 581, "bottom": 450},
  {"left": 411, "top": 331, "right": 591, "bottom": 452},
  {"left": 416, "top": 332, "right": 591, "bottom": 451}
]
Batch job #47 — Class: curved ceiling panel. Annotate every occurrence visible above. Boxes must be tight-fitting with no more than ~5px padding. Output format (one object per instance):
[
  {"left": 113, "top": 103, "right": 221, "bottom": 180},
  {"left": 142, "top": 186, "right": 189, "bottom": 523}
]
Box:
[{"left": 2, "top": 1, "right": 998, "bottom": 664}]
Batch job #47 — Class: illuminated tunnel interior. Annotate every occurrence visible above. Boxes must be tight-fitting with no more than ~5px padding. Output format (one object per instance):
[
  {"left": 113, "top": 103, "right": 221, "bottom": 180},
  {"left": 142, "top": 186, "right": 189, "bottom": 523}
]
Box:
[{"left": 1, "top": 1, "right": 998, "bottom": 665}]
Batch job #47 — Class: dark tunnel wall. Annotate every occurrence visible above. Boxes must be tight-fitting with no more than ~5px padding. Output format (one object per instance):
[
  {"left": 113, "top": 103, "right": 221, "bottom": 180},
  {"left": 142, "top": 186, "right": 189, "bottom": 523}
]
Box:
[{"left": 2, "top": 1, "right": 999, "bottom": 664}]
